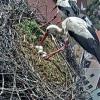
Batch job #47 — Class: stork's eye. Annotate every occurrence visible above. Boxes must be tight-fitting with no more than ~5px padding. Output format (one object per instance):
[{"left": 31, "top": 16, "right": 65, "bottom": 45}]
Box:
[{"left": 46, "top": 29, "right": 49, "bottom": 32}]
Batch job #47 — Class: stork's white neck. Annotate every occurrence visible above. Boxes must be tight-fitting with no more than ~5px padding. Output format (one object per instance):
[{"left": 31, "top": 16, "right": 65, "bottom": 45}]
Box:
[{"left": 46, "top": 25, "right": 62, "bottom": 33}]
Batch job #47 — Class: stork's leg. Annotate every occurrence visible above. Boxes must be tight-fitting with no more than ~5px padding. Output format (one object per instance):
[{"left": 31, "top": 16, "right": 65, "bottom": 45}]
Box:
[
  {"left": 43, "top": 40, "right": 69, "bottom": 60},
  {"left": 44, "top": 46, "right": 65, "bottom": 60}
]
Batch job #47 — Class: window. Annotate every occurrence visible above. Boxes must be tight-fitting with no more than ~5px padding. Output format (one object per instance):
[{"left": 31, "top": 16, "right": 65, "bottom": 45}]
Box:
[
  {"left": 83, "top": 80, "right": 89, "bottom": 85},
  {"left": 90, "top": 74, "right": 94, "bottom": 77},
  {"left": 88, "top": 98, "right": 93, "bottom": 100},
  {"left": 84, "top": 60, "right": 91, "bottom": 68},
  {"left": 97, "top": 92, "right": 100, "bottom": 96},
  {"left": 87, "top": 85, "right": 93, "bottom": 89},
  {"left": 82, "top": 76, "right": 86, "bottom": 80}
]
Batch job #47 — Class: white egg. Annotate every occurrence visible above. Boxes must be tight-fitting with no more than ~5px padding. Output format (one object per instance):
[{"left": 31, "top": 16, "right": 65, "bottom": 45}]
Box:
[
  {"left": 35, "top": 45, "right": 43, "bottom": 51},
  {"left": 41, "top": 52, "right": 47, "bottom": 57}
]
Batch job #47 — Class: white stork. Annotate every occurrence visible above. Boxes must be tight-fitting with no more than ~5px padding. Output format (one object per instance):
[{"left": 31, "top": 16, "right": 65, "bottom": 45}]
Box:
[
  {"left": 56, "top": 0, "right": 80, "bottom": 18},
  {"left": 56, "top": 0, "right": 98, "bottom": 62},
  {"left": 40, "top": 17, "right": 100, "bottom": 63}
]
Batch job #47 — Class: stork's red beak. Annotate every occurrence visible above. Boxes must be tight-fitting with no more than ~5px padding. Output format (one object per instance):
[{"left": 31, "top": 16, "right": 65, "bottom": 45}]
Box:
[{"left": 40, "top": 32, "right": 48, "bottom": 45}]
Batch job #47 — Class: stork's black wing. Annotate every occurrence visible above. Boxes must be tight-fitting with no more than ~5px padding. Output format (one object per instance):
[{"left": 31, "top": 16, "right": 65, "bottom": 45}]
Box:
[
  {"left": 82, "top": 16, "right": 100, "bottom": 43},
  {"left": 87, "top": 26, "right": 99, "bottom": 44},
  {"left": 68, "top": 30, "right": 100, "bottom": 63},
  {"left": 68, "top": 0, "right": 80, "bottom": 16}
]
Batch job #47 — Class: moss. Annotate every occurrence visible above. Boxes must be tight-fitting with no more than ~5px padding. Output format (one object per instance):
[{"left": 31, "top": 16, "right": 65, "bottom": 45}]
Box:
[
  {"left": 17, "top": 19, "right": 43, "bottom": 44},
  {"left": 15, "top": 19, "right": 73, "bottom": 87}
]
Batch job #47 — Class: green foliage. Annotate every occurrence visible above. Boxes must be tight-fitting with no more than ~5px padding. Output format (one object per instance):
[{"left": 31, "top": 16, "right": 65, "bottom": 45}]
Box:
[
  {"left": 86, "top": 0, "right": 100, "bottom": 30},
  {"left": 18, "top": 19, "right": 43, "bottom": 43}
]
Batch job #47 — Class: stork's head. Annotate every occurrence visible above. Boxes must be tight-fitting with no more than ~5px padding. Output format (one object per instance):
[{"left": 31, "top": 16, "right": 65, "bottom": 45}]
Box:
[
  {"left": 40, "top": 25, "right": 63, "bottom": 45},
  {"left": 46, "top": 25, "right": 62, "bottom": 35}
]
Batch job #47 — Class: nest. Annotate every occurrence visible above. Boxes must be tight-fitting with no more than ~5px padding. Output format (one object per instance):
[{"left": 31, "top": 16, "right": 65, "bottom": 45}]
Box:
[{"left": 0, "top": 0, "right": 90, "bottom": 100}]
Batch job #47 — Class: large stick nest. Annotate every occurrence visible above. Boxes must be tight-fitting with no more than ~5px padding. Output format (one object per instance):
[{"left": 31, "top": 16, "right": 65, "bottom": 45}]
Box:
[{"left": 0, "top": 0, "right": 86, "bottom": 100}]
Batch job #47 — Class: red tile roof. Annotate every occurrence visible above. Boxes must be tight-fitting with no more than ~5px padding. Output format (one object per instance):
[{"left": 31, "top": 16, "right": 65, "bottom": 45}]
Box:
[
  {"left": 28, "top": 0, "right": 61, "bottom": 25},
  {"left": 96, "top": 30, "right": 100, "bottom": 41}
]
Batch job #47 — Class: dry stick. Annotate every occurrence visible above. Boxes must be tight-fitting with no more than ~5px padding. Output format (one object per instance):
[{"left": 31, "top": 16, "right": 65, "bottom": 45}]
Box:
[
  {"left": 52, "top": 60, "right": 65, "bottom": 75},
  {"left": 23, "top": 35, "right": 26, "bottom": 42},
  {"left": 79, "top": 50, "right": 85, "bottom": 66},
  {"left": 19, "top": 9, "right": 25, "bottom": 23},
  {"left": 46, "top": 85, "right": 64, "bottom": 100},
  {"left": 0, "top": 74, "right": 4, "bottom": 95},
  {"left": 0, "top": 88, "right": 13, "bottom": 92},
  {"left": 10, "top": 56, "right": 17, "bottom": 100},
  {"left": 16, "top": 90, "right": 22, "bottom": 100}
]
